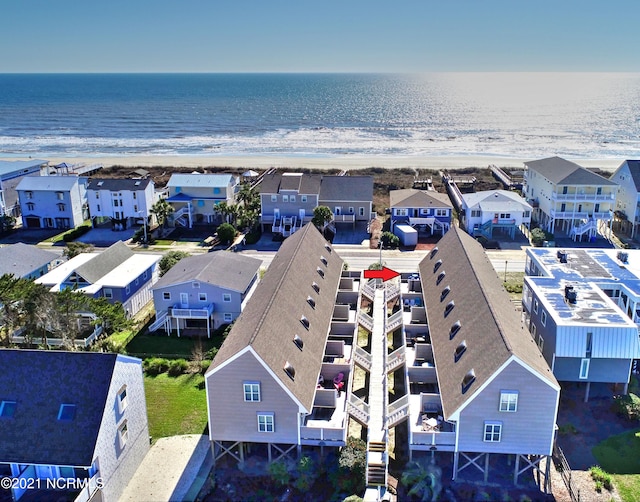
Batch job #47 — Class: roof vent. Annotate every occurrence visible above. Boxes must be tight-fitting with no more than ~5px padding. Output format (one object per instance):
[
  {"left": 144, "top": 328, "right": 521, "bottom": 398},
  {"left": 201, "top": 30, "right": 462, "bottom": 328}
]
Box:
[
  {"left": 300, "top": 316, "right": 310, "bottom": 329},
  {"left": 565, "top": 285, "right": 577, "bottom": 304},
  {"left": 461, "top": 369, "right": 476, "bottom": 393},
  {"left": 325, "top": 244, "right": 332, "bottom": 253},
  {"left": 444, "top": 300, "right": 455, "bottom": 317},
  {"left": 307, "top": 296, "right": 316, "bottom": 309},
  {"left": 433, "top": 259, "right": 443, "bottom": 273},
  {"left": 441, "top": 286, "right": 451, "bottom": 301},
  {"left": 312, "top": 282, "right": 320, "bottom": 294},
  {"left": 617, "top": 251, "right": 629, "bottom": 263},
  {"left": 436, "top": 271, "right": 446, "bottom": 285},
  {"left": 430, "top": 247, "right": 438, "bottom": 259},
  {"left": 454, "top": 340, "right": 467, "bottom": 362},
  {"left": 449, "top": 320, "right": 461, "bottom": 339},
  {"left": 284, "top": 362, "right": 296, "bottom": 380},
  {"left": 317, "top": 267, "right": 325, "bottom": 278},
  {"left": 320, "top": 255, "right": 328, "bottom": 266},
  {"left": 557, "top": 250, "right": 567, "bottom": 263},
  {"left": 97, "top": 181, "right": 104, "bottom": 186},
  {"left": 293, "top": 335, "right": 304, "bottom": 350}
]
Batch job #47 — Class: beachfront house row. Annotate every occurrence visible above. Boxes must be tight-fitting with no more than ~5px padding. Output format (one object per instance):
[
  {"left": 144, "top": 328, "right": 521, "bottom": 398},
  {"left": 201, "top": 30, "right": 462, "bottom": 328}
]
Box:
[
  {"left": 165, "top": 173, "right": 239, "bottom": 228},
  {"left": 460, "top": 189, "right": 532, "bottom": 240},
  {"left": 609, "top": 159, "right": 640, "bottom": 239},
  {"left": 36, "top": 241, "right": 162, "bottom": 319},
  {"left": 205, "top": 224, "right": 358, "bottom": 464},
  {"left": 150, "top": 251, "right": 262, "bottom": 337},
  {"left": 259, "top": 171, "right": 374, "bottom": 236},
  {"left": 523, "top": 247, "right": 640, "bottom": 401},
  {"left": 16, "top": 175, "right": 88, "bottom": 230},
  {"left": 86, "top": 178, "right": 156, "bottom": 230},
  {"left": 0, "top": 349, "right": 149, "bottom": 502},
  {"left": 523, "top": 156, "right": 617, "bottom": 240},
  {"left": 0, "top": 242, "right": 63, "bottom": 280},
  {"left": 0, "top": 159, "right": 46, "bottom": 218},
  {"left": 389, "top": 188, "right": 452, "bottom": 234}
]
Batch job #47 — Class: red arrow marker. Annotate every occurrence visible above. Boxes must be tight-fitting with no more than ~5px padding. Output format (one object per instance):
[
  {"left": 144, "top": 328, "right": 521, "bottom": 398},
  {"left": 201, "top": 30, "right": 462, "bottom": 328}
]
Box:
[{"left": 363, "top": 266, "right": 400, "bottom": 282}]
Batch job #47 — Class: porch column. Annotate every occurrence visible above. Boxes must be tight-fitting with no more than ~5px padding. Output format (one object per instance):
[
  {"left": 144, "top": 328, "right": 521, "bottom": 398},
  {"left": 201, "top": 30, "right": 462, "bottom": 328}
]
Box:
[
  {"left": 484, "top": 453, "right": 490, "bottom": 483},
  {"left": 207, "top": 316, "right": 211, "bottom": 339},
  {"left": 584, "top": 381, "right": 591, "bottom": 403},
  {"left": 513, "top": 454, "right": 519, "bottom": 485}
]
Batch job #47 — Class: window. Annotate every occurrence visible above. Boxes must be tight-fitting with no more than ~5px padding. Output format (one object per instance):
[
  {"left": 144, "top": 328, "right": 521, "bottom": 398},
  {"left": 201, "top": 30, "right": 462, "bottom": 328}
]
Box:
[
  {"left": 471, "top": 210, "right": 480, "bottom": 217},
  {"left": 213, "top": 187, "right": 220, "bottom": 194},
  {"left": 499, "top": 391, "right": 518, "bottom": 412},
  {"left": 192, "top": 282, "right": 200, "bottom": 288},
  {"left": 223, "top": 293, "right": 231, "bottom": 302},
  {"left": 199, "top": 293, "right": 207, "bottom": 302},
  {"left": 396, "top": 208, "right": 408, "bottom": 216},
  {"left": 449, "top": 320, "right": 461, "bottom": 339},
  {"left": 586, "top": 332, "right": 593, "bottom": 358},
  {"left": 290, "top": 195, "right": 296, "bottom": 202},
  {"left": 118, "top": 420, "right": 129, "bottom": 448},
  {"left": 537, "top": 335, "right": 544, "bottom": 352},
  {"left": 301, "top": 195, "right": 307, "bottom": 202},
  {"left": 132, "top": 192, "right": 137, "bottom": 199},
  {"left": 56, "top": 191, "right": 64, "bottom": 200},
  {"left": 257, "top": 413, "right": 274, "bottom": 432},
  {"left": 359, "top": 207, "right": 365, "bottom": 216},
  {"left": 26, "top": 191, "right": 33, "bottom": 199},
  {"left": 317, "top": 267, "right": 324, "bottom": 278},
  {"left": 524, "top": 210, "right": 530, "bottom": 218},
  {"left": 483, "top": 422, "right": 502, "bottom": 442},
  {"left": 541, "top": 310, "right": 547, "bottom": 326},
  {"left": 126, "top": 285, "right": 131, "bottom": 295},
  {"left": 26, "top": 202, "right": 35, "bottom": 211},
  {"left": 113, "top": 199, "right": 119, "bottom": 207},
  {"left": 243, "top": 382, "right": 261, "bottom": 402},
  {"left": 312, "top": 282, "right": 320, "bottom": 293},
  {"left": 533, "top": 299, "right": 538, "bottom": 314},
  {"left": 97, "top": 204, "right": 101, "bottom": 211},
  {"left": 57, "top": 404, "right": 76, "bottom": 421},
  {"left": 143, "top": 271, "right": 148, "bottom": 280},
  {"left": 579, "top": 358, "right": 590, "bottom": 379},
  {"left": 283, "top": 195, "right": 289, "bottom": 202},
  {"left": 320, "top": 255, "right": 328, "bottom": 266},
  {"left": 117, "top": 386, "right": 128, "bottom": 413},
  {"left": 104, "top": 288, "right": 113, "bottom": 299},
  {"left": 349, "top": 207, "right": 354, "bottom": 214},
  {"left": 293, "top": 335, "right": 304, "bottom": 350},
  {"left": 0, "top": 400, "right": 16, "bottom": 418},
  {"left": 224, "top": 312, "right": 233, "bottom": 322},
  {"left": 271, "top": 195, "right": 277, "bottom": 202},
  {"left": 307, "top": 296, "right": 316, "bottom": 309},
  {"left": 163, "top": 292, "right": 171, "bottom": 300},
  {"left": 300, "top": 316, "right": 310, "bottom": 329},
  {"left": 436, "top": 209, "right": 447, "bottom": 217},
  {"left": 57, "top": 203, "right": 66, "bottom": 212}
]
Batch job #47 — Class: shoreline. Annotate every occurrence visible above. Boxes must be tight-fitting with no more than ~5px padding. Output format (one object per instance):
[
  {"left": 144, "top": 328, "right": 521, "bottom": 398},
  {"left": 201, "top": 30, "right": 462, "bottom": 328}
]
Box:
[{"left": 9, "top": 154, "right": 623, "bottom": 171}]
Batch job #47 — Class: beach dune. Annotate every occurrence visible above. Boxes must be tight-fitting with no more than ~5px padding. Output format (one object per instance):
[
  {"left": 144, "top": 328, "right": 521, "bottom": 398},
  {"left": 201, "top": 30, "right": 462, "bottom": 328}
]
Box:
[{"left": 32, "top": 155, "right": 622, "bottom": 172}]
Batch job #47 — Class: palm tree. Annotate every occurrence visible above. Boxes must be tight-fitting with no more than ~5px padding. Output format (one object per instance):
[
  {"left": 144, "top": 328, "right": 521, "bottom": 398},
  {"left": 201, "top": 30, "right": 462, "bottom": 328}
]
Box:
[{"left": 150, "top": 199, "right": 174, "bottom": 237}]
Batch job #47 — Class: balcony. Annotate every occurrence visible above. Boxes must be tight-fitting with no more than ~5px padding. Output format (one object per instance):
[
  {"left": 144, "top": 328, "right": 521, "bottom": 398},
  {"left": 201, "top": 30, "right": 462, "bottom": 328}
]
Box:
[
  {"left": 552, "top": 191, "right": 615, "bottom": 202},
  {"left": 169, "top": 303, "right": 214, "bottom": 319}
]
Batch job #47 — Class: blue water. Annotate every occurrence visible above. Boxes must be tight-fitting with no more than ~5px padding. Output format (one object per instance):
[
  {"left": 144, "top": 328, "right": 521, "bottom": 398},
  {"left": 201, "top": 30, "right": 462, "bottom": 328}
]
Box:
[{"left": 0, "top": 72, "right": 639, "bottom": 159}]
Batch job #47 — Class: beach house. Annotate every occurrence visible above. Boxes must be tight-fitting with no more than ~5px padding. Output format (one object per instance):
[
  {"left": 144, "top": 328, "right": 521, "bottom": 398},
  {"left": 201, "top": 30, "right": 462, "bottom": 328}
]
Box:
[
  {"left": 609, "top": 159, "right": 640, "bottom": 239},
  {"left": 524, "top": 246, "right": 640, "bottom": 401},
  {"left": 0, "top": 242, "right": 63, "bottom": 280},
  {"left": 259, "top": 171, "right": 374, "bottom": 236},
  {"left": 460, "top": 189, "right": 532, "bottom": 240},
  {"left": 0, "top": 349, "right": 149, "bottom": 502},
  {"left": 16, "top": 175, "right": 88, "bottom": 230},
  {"left": 165, "top": 173, "right": 238, "bottom": 228},
  {"left": 86, "top": 178, "right": 156, "bottom": 230},
  {"left": 150, "top": 251, "right": 262, "bottom": 336},
  {"left": 522, "top": 156, "right": 617, "bottom": 240},
  {"left": 389, "top": 188, "right": 452, "bottom": 234},
  {"left": 0, "top": 159, "right": 46, "bottom": 218}
]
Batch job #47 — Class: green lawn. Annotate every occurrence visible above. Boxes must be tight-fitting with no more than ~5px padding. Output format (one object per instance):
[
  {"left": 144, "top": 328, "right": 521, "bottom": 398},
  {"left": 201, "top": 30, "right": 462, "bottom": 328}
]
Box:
[
  {"left": 593, "top": 429, "right": 640, "bottom": 502},
  {"left": 144, "top": 373, "right": 208, "bottom": 441},
  {"left": 126, "top": 333, "right": 221, "bottom": 358}
]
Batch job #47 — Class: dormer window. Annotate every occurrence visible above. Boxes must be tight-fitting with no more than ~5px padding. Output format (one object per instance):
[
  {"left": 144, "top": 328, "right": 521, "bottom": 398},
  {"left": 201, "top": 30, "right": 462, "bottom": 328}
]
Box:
[
  {"left": 57, "top": 403, "right": 76, "bottom": 421},
  {"left": 312, "top": 282, "right": 320, "bottom": 294},
  {"left": 444, "top": 300, "right": 455, "bottom": 317},
  {"left": 449, "top": 320, "right": 461, "bottom": 339},
  {"left": 430, "top": 247, "right": 438, "bottom": 258},
  {"left": 454, "top": 340, "right": 467, "bottom": 362},
  {"left": 300, "top": 316, "right": 310, "bottom": 330},
  {"left": 284, "top": 362, "right": 296, "bottom": 380},
  {"left": 325, "top": 244, "right": 332, "bottom": 254},
  {"left": 440, "top": 286, "right": 451, "bottom": 301},
  {"left": 293, "top": 335, "right": 304, "bottom": 350},
  {"left": 462, "top": 369, "right": 476, "bottom": 393},
  {"left": 317, "top": 267, "right": 325, "bottom": 278},
  {"left": 433, "top": 259, "right": 443, "bottom": 273},
  {"left": 320, "top": 256, "right": 328, "bottom": 266},
  {"left": 307, "top": 296, "right": 316, "bottom": 309},
  {"left": 436, "top": 271, "right": 446, "bottom": 285}
]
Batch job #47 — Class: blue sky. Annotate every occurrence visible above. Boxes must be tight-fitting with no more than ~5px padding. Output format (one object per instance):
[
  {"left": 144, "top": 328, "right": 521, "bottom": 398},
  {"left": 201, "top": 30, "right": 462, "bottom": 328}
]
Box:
[{"left": 1, "top": 0, "right": 638, "bottom": 72}]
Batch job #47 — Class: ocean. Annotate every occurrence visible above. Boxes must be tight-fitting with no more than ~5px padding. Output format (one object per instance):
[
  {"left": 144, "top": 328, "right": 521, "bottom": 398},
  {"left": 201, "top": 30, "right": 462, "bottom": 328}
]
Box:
[{"left": 0, "top": 72, "right": 639, "bottom": 160}]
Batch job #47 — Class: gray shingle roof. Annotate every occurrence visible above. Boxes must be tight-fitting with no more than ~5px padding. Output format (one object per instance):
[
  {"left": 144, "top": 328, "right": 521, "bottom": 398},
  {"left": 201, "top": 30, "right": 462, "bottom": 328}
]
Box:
[
  {"left": 208, "top": 224, "right": 343, "bottom": 411},
  {"left": 153, "top": 251, "right": 261, "bottom": 293},
  {"left": 0, "top": 243, "right": 59, "bottom": 278},
  {"left": 75, "top": 241, "right": 133, "bottom": 284},
  {"left": 389, "top": 189, "right": 452, "bottom": 208},
  {"left": 319, "top": 176, "right": 373, "bottom": 202},
  {"left": 419, "top": 227, "right": 557, "bottom": 419},
  {"left": 86, "top": 178, "right": 151, "bottom": 191},
  {"left": 16, "top": 175, "right": 80, "bottom": 191},
  {"left": 525, "top": 156, "right": 616, "bottom": 186},
  {"left": 0, "top": 349, "right": 118, "bottom": 466},
  {"left": 258, "top": 172, "right": 322, "bottom": 195}
]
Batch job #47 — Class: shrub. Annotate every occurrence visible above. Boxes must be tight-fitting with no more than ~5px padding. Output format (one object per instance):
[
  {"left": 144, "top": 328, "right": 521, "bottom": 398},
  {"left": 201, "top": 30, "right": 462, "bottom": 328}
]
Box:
[
  {"left": 144, "top": 357, "right": 170, "bottom": 376},
  {"left": 62, "top": 224, "right": 91, "bottom": 242},
  {"left": 167, "top": 358, "right": 189, "bottom": 376},
  {"left": 558, "top": 423, "right": 578, "bottom": 435},
  {"left": 613, "top": 392, "right": 640, "bottom": 421},
  {"left": 200, "top": 360, "right": 212, "bottom": 375},
  {"left": 268, "top": 460, "right": 290, "bottom": 486},
  {"left": 530, "top": 228, "right": 547, "bottom": 247},
  {"left": 589, "top": 465, "right": 613, "bottom": 491},
  {"left": 380, "top": 231, "right": 400, "bottom": 249},
  {"left": 217, "top": 223, "right": 237, "bottom": 244}
]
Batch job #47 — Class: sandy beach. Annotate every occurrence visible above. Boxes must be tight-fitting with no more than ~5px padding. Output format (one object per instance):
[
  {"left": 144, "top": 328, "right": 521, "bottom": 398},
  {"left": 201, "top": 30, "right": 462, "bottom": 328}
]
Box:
[{"left": 22, "top": 154, "right": 623, "bottom": 172}]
